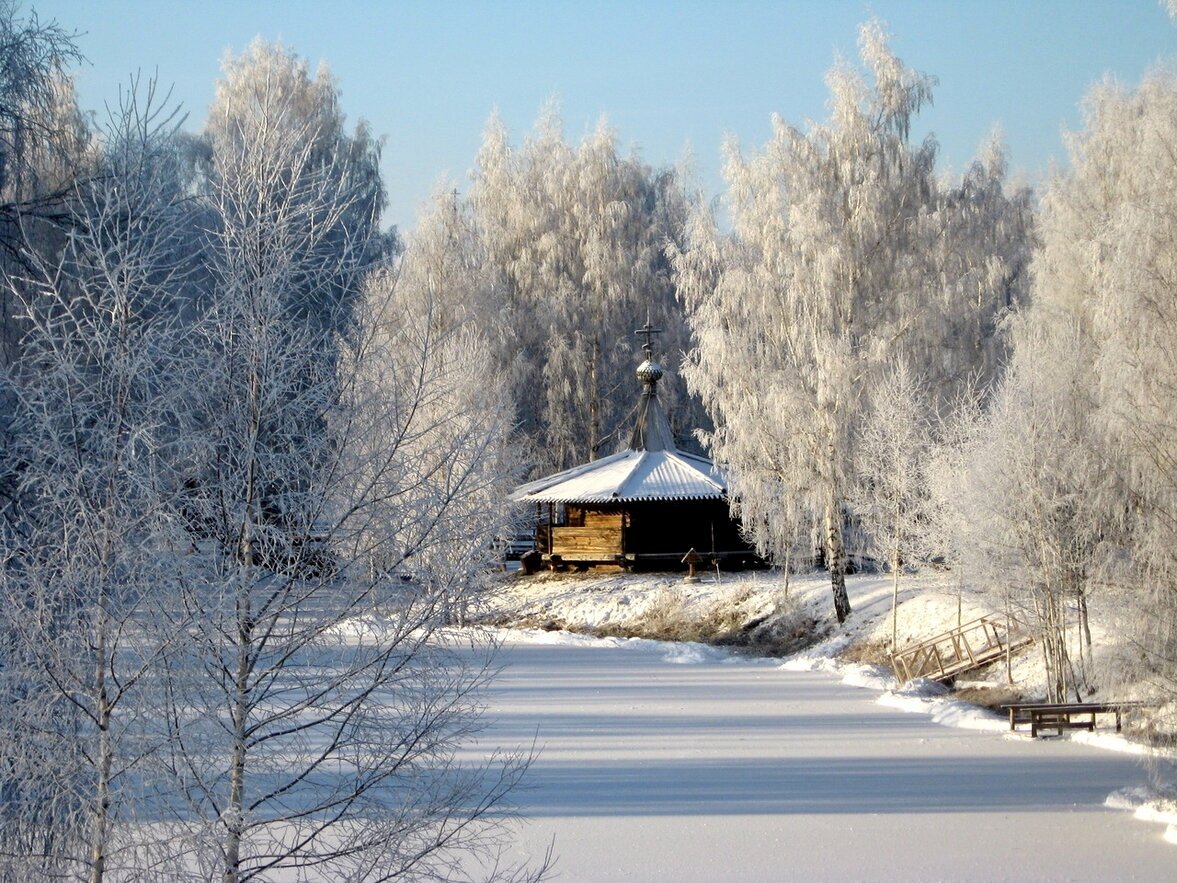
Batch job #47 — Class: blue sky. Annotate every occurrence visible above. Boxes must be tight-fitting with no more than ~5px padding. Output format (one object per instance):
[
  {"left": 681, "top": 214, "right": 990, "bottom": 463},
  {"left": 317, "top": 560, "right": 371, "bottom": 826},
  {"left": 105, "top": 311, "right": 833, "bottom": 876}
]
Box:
[{"left": 40, "top": 0, "right": 1177, "bottom": 233}]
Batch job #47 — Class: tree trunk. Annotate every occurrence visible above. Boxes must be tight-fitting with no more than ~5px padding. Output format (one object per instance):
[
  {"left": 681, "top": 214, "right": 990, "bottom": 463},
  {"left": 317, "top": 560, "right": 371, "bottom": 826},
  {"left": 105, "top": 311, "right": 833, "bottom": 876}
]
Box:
[
  {"left": 825, "top": 498, "right": 852, "bottom": 623},
  {"left": 89, "top": 590, "right": 111, "bottom": 883},
  {"left": 782, "top": 535, "right": 792, "bottom": 600},
  {"left": 223, "top": 601, "right": 250, "bottom": 883},
  {"left": 891, "top": 498, "right": 902, "bottom": 649},
  {"left": 891, "top": 558, "right": 900, "bottom": 649},
  {"left": 589, "top": 333, "right": 600, "bottom": 461},
  {"left": 1078, "top": 590, "right": 1092, "bottom": 650},
  {"left": 225, "top": 360, "right": 262, "bottom": 883}
]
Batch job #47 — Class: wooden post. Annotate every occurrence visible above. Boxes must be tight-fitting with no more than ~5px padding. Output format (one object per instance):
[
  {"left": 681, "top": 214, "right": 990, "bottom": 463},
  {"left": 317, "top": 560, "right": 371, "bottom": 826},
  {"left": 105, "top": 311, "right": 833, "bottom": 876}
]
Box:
[{"left": 1005, "top": 599, "right": 1013, "bottom": 685}]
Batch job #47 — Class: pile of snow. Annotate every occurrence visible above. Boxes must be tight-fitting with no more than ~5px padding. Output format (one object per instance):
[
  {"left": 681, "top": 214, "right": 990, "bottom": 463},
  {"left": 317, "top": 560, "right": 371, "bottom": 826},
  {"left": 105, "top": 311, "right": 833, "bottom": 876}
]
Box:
[{"left": 1106, "top": 787, "right": 1177, "bottom": 845}]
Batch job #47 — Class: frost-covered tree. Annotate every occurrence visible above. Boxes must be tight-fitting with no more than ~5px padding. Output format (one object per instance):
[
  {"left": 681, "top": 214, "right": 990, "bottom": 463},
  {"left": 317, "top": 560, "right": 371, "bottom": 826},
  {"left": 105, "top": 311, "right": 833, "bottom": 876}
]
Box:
[
  {"left": 470, "top": 107, "right": 694, "bottom": 472},
  {"left": 677, "top": 20, "right": 1030, "bottom": 623},
  {"left": 400, "top": 187, "right": 496, "bottom": 326},
  {"left": 0, "top": 88, "right": 192, "bottom": 882},
  {"left": 385, "top": 185, "right": 531, "bottom": 573},
  {"left": 161, "top": 263, "right": 532, "bottom": 881},
  {"left": 678, "top": 21, "right": 934, "bottom": 623},
  {"left": 852, "top": 362, "right": 932, "bottom": 647},
  {"left": 395, "top": 185, "right": 522, "bottom": 403},
  {"left": 0, "top": 1, "right": 90, "bottom": 365},
  {"left": 190, "top": 38, "right": 391, "bottom": 330},
  {"left": 951, "top": 314, "right": 1108, "bottom": 702},
  {"left": 923, "top": 383, "right": 986, "bottom": 627},
  {"left": 177, "top": 40, "right": 389, "bottom": 566},
  {"left": 1025, "top": 65, "right": 1177, "bottom": 700},
  {"left": 929, "top": 133, "right": 1034, "bottom": 395},
  {"left": 149, "top": 45, "right": 536, "bottom": 882},
  {"left": 0, "top": 0, "right": 85, "bottom": 220}
]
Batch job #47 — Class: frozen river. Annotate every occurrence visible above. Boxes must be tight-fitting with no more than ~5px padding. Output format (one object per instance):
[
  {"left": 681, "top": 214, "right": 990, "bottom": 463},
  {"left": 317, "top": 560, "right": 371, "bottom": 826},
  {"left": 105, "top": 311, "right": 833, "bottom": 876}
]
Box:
[{"left": 470, "top": 630, "right": 1175, "bottom": 882}]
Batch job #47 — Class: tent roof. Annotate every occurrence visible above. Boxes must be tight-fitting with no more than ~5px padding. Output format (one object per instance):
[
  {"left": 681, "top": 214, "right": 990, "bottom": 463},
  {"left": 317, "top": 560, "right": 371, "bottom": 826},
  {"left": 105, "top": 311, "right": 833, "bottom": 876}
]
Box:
[{"left": 510, "top": 446, "right": 727, "bottom": 504}]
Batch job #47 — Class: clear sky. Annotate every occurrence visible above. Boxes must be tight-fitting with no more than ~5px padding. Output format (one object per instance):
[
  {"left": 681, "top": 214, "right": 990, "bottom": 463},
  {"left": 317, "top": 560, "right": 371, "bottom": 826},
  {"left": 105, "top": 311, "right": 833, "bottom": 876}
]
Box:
[{"left": 37, "top": 0, "right": 1177, "bottom": 234}]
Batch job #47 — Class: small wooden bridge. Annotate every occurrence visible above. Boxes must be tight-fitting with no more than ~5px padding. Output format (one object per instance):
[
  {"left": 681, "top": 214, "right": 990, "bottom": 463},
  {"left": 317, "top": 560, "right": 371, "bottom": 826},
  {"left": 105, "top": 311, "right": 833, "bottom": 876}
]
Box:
[{"left": 890, "top": 615, "right": 1033, "bottom": 684}]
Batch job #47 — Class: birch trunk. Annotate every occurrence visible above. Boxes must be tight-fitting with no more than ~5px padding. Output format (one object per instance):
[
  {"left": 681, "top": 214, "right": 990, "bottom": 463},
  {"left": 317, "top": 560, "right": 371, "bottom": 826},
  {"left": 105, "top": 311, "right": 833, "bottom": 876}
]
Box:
[
  {"left": 222, "top": 587, "right": 251, "bottom": 883},
  {"left": 88, "top": 591, "right": 110, "bottom": 883},
  {"left": 825, "top": 497, "right": 852, "bottom": 623},
  {"left": 891, "top": 494, "right": 902, "bottom": 649},
  {"left": 589, "top": 333, "right": 600, "bottom": 461},
  {"left": 891, "top": 559, "right": 900, "bottom": 649},
  {"left": 223, "top": 352, "right": 263, "bottom": 883}
]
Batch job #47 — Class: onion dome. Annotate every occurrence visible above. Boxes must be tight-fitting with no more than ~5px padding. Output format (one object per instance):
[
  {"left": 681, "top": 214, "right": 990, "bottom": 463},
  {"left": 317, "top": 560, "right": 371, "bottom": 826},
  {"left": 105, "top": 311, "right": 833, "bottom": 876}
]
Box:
[{"left": 636, "top": 358, "right": 664, "bottom": 388}]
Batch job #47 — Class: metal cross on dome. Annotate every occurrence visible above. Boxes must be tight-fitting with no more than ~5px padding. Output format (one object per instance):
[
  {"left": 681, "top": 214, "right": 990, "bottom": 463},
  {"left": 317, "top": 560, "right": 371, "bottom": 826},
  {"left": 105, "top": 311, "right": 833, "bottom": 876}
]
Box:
[{"left": 635, "top": 313, "right": 662, "bottom": 358}]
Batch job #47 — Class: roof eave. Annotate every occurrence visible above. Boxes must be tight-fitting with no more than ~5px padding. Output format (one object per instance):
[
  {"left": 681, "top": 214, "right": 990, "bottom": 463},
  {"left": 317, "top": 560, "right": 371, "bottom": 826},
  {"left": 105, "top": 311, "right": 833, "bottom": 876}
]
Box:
[{"left": 513, "top": 493, "right": 729, "bottom": 505}]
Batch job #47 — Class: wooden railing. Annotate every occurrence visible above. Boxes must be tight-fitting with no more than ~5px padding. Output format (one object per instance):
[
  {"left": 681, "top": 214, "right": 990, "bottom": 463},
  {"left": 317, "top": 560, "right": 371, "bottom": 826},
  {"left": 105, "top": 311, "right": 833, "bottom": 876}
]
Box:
[{"left": 891, "top": 615, "right": 1033, "bottom": 684}]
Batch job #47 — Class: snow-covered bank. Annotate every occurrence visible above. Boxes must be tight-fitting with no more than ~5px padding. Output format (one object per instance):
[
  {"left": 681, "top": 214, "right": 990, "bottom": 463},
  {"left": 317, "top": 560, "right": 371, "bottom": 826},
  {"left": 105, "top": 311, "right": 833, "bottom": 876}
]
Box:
[{"left": 479, "top": 567, "right": 1158, "bottom": 725}]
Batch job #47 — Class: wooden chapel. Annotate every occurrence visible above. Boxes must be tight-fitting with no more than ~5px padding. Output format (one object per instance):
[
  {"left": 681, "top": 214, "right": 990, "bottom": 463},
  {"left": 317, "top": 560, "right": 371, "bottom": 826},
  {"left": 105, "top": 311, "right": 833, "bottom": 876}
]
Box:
[{"left": 510, "top": 320, "right": 757, "bottom": 571}]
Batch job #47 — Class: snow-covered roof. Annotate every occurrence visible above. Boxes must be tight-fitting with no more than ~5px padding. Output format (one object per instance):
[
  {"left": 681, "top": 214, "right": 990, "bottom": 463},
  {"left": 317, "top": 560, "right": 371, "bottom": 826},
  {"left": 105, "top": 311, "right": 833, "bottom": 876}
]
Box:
[
  {"left": 511, "top": 355, "right": 728, "bottom": 504},
  {"left": 510, "top": 446, "right": 727, "bottom": 504}
]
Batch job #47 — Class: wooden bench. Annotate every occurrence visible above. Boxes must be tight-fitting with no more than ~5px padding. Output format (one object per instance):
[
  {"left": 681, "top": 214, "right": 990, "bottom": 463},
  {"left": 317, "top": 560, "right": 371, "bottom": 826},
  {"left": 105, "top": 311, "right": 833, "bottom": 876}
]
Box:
[{"left": 1001, "top": 702, "right": 1149, "bottom": 738}]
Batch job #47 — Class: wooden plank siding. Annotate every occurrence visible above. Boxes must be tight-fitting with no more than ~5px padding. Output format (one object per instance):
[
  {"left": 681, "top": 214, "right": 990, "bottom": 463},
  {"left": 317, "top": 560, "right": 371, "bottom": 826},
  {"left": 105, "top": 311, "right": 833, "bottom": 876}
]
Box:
[
  {"left": 550, "top": 525, "right": 624, "bottom": 559},
  {"left": 534, "top": 502, "right": 759, "bottom": 569},
  {"left": 583, "top": 511, "right": 625, "bottom": 528}
]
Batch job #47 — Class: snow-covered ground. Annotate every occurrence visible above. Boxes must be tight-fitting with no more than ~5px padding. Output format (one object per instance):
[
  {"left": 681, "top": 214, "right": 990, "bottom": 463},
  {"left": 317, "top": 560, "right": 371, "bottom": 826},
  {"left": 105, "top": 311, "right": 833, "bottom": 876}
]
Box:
[
  {"left": 463, "top": 627, "right": 1175, "bottom": 881},
  {"left": 461, "top": 568, "right": 1177, "bottom": 879}
]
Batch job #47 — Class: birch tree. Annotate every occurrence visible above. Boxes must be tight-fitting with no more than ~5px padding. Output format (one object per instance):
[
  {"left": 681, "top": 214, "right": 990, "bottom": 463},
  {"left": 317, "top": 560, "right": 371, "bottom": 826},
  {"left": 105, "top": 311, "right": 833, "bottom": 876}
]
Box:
[
  {"left": 151, "top": 44, "right": 537, "bottom": 881},
  {"left": 190, "top": 38, "right": 390, "bottom": 332},
  {"left": 677, "top": 20, "right": 1031, "bottom": 622},
  {"left": 852, "top": 362, "right": 932, "bottom": 647},
  {"left": 470, "top": 107, "right": 694, "bottom": 472},
  {"left": 161, "top": 265, "right": 532, "bottom": 881},
  {"left": 677, "top": 21, "right": 939, "bottom": 622},
  {"left": 0, "top": 87, "right": 192, "bottom": 881},
  {"left": 173, "top": 38, "right": 388, "bottom": 586},
  {"left": 951, "top": 314, "right": 1108, "bottom": 702},
  {"left": 923, "top": 384, "right": 986, "bottom": 626}
]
